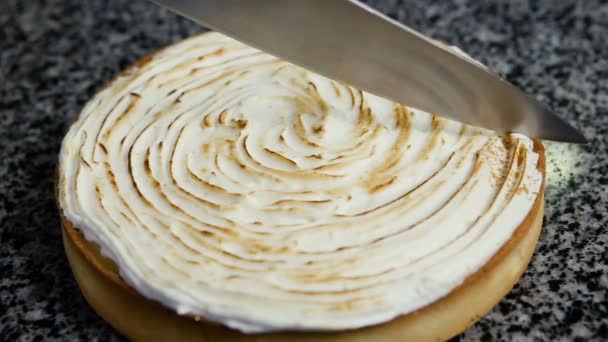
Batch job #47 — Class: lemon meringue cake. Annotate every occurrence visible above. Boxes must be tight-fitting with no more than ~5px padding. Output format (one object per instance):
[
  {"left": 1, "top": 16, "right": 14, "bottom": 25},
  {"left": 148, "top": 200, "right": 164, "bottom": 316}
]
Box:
[{"left": 57, "top": 32, "right": 546, "bottom": 341}]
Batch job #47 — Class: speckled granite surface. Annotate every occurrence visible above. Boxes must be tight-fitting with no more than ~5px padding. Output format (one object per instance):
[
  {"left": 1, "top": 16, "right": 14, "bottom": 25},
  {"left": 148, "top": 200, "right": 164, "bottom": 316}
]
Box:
[{"left": 1, "top": 0, "right": 606, "bottom": 340}]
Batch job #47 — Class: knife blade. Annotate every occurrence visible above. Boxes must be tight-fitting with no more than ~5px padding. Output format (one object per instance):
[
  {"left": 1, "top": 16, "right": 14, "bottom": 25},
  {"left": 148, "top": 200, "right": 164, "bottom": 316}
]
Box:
[{"left": 149, "top": 0, "right": 586, "bottom": 143}]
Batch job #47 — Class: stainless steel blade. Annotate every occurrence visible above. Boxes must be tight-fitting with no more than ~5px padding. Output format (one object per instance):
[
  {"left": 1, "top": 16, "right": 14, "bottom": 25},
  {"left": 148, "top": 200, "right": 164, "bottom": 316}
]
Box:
[{"left": 149, "top": 0, "right": 586, "bottom": 143}]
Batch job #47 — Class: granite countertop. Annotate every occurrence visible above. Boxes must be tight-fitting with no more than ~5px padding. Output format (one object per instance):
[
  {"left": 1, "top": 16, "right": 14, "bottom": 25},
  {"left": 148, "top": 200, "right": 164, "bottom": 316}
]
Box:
[{"left": 1, "top": 0, "right": 606, "bottom": 340}]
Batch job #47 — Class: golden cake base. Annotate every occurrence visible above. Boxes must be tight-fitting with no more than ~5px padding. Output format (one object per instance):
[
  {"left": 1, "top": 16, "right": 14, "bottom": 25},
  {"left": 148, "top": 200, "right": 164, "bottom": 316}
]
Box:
[{"left": 61, "top": 197, "right": 543, "bottom": 342}]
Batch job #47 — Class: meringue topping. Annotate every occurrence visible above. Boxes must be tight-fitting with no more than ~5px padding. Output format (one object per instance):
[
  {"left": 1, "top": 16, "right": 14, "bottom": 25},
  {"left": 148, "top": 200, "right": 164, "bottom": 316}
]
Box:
[{"left": 58, "top": 32, "right": 543, "bottom": 333}]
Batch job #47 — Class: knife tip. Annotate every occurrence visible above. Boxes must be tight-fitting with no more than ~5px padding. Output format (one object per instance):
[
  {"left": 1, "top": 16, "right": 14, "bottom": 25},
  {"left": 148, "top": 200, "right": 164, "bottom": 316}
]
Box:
[{"left": 537, "top": 116, "right": 587, "bottom": 144}]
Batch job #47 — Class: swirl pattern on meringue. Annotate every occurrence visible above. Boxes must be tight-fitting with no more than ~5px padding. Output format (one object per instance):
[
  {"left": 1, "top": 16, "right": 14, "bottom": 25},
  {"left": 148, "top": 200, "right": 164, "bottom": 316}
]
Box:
[{"left": 58, "top": 32, "right": 543, "bottom": 333}]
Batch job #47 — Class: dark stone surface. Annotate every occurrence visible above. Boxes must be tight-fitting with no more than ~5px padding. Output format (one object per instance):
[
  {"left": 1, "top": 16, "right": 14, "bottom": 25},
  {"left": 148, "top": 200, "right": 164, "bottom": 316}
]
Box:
[{"left": 1, "top": 0, "right": 606, "bottom": 340}]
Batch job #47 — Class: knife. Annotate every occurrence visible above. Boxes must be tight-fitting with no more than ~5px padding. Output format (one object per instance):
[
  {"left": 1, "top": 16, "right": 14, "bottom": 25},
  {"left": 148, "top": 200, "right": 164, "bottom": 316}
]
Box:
[{"left": 149, "top": 0, "right": 586, "bottom": 143}]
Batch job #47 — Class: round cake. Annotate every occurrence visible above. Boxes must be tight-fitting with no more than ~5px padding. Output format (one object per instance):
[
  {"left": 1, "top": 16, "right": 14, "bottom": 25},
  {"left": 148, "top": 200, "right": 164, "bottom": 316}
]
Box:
[{"left": 57, "top": 32, "right": 546, "bottom": 340}]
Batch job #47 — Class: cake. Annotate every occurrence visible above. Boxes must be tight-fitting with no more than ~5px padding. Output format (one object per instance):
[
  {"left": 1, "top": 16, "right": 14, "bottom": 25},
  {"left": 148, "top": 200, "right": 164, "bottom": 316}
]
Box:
[{"left": 57, "top": 32, "right": 546, "bottom": 341}]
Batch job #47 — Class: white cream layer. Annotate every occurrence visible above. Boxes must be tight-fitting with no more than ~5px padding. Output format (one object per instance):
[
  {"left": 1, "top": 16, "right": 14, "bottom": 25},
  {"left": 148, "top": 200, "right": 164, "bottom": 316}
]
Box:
[{"left": 58, "top": 32, "right": 543, "bottom": 333}]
